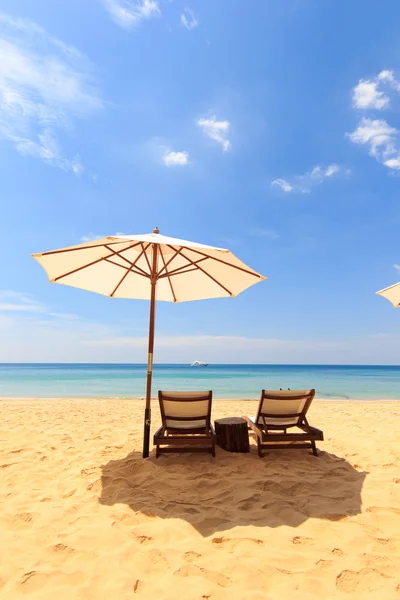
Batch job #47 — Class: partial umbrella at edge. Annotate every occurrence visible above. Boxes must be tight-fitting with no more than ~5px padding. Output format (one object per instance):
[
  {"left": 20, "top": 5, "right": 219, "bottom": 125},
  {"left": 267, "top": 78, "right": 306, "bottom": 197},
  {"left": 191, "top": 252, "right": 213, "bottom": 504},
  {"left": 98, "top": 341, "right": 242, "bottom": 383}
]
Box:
[
  {"left": 376, "top": 282, "right": 400, "bottom": 308},
  {"left": 32, "top": 228, "right": 267, "bottom": 457}
]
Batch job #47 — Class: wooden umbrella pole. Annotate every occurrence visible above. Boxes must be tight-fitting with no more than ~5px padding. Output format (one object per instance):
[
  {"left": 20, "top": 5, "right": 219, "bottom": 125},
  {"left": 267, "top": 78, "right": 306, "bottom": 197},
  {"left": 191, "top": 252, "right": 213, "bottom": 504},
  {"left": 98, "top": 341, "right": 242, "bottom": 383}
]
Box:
[{"left": 142, "top": 238, "right": 159, "bottom": 458}]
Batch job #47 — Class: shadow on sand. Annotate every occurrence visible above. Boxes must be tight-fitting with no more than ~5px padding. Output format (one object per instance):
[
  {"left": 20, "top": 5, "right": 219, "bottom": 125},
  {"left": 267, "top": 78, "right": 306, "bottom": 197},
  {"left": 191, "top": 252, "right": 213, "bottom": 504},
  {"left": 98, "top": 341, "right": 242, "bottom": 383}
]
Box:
[{"left": 99, "top": 444, "right": 367, "bottom": 537}]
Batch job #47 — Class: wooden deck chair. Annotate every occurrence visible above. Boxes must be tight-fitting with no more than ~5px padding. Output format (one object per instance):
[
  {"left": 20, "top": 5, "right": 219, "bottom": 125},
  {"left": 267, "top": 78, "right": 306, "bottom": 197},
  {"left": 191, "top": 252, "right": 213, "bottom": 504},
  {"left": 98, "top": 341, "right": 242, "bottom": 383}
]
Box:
[
  {"left": 153, "top": 391, "right": 216, "bottom": 457},
  {"left": 243, "top": 389, "right": 323, "bottom": 457}
]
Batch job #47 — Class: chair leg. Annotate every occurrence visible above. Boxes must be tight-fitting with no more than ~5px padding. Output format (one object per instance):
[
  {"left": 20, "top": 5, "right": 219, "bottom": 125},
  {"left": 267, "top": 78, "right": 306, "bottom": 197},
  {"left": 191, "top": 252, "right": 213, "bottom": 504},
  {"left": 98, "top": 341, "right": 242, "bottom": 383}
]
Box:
[
  {"left": 211, "top": 442, "right": 216, "bottom": 457},
  {"left": 257, "top": 439, "right": 263, "bottom": 458},
  {"left": 311, "top": 441, "right": 318, "bottom": 456},
  {"left": 156, "top": 445, "right": 160, "bottom": 458}
]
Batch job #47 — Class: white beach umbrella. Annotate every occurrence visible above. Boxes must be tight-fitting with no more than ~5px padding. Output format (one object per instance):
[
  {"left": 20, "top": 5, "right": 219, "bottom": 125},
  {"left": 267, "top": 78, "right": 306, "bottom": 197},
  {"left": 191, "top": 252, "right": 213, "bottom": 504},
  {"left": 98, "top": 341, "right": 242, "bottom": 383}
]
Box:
[
  {"left": 32, "top": 228, "right": 266, "bottom": 457},
  {"left": 376, "top": 282, "right": 400, "bottom": 308}
]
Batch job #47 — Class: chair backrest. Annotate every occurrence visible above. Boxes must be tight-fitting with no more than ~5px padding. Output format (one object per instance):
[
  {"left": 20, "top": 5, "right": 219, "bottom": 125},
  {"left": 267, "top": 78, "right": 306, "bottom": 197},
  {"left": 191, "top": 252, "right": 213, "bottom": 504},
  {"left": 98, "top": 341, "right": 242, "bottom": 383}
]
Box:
[
  {"left": 158, "top": 390, "right": 213, "bottom": 431},
  {"left": 255, "top": 389, "right": 315, "bottom": 429}
]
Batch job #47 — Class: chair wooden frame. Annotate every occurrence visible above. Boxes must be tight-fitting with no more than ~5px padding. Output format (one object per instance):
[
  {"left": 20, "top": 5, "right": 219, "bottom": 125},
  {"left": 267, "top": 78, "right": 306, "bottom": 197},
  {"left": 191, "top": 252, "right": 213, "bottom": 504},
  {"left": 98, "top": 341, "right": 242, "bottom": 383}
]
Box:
[
  {"left": 243, "top": 389, "right": 323, "bottom": 457},
  {"left": 153, "top": 391, "right": 216, "bottom": 457}
]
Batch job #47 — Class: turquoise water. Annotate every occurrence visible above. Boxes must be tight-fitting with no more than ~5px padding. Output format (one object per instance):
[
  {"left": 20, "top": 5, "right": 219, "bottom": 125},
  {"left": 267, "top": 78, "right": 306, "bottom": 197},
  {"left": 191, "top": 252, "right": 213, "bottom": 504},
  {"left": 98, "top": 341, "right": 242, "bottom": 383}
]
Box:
[{"left": 1, "top": 364, "right": 400, "bottom": 399}]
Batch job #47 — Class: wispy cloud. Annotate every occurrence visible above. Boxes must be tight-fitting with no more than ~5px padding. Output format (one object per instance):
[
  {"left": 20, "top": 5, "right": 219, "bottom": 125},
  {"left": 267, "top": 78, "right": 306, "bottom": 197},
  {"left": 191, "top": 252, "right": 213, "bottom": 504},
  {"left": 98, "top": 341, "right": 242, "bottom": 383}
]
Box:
[
  {"left": 181, "top": 8, "right": 198, "bottom": 30},
  {"left": 197, "top": 115, "right": 231, "bottom": 151},
  {"left": 80, "top": 233, "right": 104, "bottom": 243},
  {"left": 349, "top": 70, "right": 400, "bottom": 171},
  {"left": 0, "top": 290, "right": 44, "bottom": 312},
  {"left": 347, "top": 118, "right": 400, "bottom": 170},
  {"left": 252, "top": 228, "right": 280, "bottom": 239},
  {"left": 272, "top": 164, "right": 345, "bottom": 194},
  {"left": 394, "top": 264, "right": 400, "bottom": 272},
  {"left": 0, "top": 290, "right": 79, "bottom": 322},
  {"left": 162, "top": 149, "right": 190, "bottom": 166},
  {"left": 101, "top": 0, "right": 160, "bottom": 29},
  {"left": 0, "top": 12, "right": 102, "bottom": 173},
  {"left": 271, "top": 178, "right": 293, "bottom": 193}
]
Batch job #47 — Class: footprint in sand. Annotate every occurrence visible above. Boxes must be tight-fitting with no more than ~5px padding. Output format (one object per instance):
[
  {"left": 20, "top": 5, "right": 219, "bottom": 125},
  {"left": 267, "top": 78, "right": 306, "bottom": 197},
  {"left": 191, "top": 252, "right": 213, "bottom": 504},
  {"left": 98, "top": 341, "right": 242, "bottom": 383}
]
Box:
[
  {"left": 336, "top": 568, "right": 391, "bottom": 593},
  {"left": 292, "top": 536, "right": 313, "bottom": 545},
  {"left": 19, "top": 572, "right": 49, "bottom": 592},
  {"left": 212, "top": 537, "right": 264, "bottom": 551},
  {"left": 184, "top": 551, "right": 202, "bottom": 563},
  {"left": 12, "top": 513, "right": 35, "bottom": 527},
  {"left": 366, "top": 506, "right": 400, "bottom": 515},
  {"left": 132, "top": 533, "right": 153, "bottom": 544},
  {"left": 316, "top": 559, "right": 333, "bottom": 568},
  {"left": 362, "top": 554, "right": 398, "bottom": 576},
  {"left": 52, "top": 543, "right": 75, "bottom": 554},
  {"left": 174, "top": 565, "right": 231, "bottom": 588}
]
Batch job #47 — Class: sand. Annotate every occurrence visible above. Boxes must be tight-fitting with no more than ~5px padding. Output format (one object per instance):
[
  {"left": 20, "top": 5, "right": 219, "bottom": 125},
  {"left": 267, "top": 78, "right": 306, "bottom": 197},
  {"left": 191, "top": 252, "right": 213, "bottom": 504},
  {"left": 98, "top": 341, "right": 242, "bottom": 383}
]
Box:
[{"left": 0, "top": 398, "right": 399, "bottom": 599}]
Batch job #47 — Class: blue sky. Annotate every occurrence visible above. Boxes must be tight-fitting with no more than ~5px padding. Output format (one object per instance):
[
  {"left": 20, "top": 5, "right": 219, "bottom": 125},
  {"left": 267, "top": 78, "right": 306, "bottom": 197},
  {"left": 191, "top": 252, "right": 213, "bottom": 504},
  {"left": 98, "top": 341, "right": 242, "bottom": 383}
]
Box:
[{"left": 1, "top": 0, "right": 400, "bottom": 364}]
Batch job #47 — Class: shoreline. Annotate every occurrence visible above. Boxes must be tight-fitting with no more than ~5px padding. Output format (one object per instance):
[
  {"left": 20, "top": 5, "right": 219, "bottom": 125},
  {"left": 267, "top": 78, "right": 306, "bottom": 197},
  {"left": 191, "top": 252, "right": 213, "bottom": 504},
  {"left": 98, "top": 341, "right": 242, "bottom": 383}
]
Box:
[{"left": 1, "top": 396, "right": 400, "bottom": 402}]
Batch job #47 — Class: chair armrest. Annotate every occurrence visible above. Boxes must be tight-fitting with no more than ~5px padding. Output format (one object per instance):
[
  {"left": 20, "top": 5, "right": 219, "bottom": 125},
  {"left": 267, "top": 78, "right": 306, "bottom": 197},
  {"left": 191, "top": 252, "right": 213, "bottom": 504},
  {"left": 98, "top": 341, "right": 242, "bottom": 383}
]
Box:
[
  {"left": 298, "top": 424, "right": 324, "bottom": 440},
  {"left": 242, "top": 416, "right": 263, "bottom": 439},
  {"left": 153, "top": 426, "right": 164, "bottom": 442}
]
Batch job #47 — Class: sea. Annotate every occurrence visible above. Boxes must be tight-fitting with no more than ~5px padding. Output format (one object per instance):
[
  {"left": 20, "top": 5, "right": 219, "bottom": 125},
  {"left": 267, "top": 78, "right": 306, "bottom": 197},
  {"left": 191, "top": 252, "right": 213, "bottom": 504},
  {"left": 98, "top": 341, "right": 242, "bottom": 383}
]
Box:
[{"left": 0, "top": 364, "right": 400, "bottom": 400}]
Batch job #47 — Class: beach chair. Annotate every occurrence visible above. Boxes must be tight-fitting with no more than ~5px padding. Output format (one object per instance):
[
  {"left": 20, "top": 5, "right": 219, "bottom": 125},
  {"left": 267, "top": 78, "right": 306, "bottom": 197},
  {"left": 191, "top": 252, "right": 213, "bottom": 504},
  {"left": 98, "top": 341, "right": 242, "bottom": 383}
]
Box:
[
  {"left": 153, "top": 391, "right": 216, "bottom": 457},
  {"left": 243, "top": 389, "right": 323, "bottom": 457}
]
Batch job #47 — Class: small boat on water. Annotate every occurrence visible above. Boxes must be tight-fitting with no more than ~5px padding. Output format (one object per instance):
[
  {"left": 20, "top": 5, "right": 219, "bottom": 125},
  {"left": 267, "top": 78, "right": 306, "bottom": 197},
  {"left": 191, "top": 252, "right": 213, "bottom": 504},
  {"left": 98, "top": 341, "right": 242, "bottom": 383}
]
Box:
[{"left": 191, "top": 360, "right": 208, "bottom": 367}]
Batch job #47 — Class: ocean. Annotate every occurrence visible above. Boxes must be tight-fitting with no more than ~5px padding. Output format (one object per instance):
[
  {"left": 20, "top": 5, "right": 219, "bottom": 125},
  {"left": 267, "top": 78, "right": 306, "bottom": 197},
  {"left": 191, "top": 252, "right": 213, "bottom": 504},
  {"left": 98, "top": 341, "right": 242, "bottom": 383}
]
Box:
[{"left": 0, "top": 363, "right": 400, "bottom": 400}]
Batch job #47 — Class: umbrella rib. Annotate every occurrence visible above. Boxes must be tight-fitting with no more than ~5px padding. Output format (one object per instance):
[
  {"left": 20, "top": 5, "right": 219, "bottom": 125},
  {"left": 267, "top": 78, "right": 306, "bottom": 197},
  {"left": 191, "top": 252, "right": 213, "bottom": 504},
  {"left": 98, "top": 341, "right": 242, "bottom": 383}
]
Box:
[
  {"left": 158, "top": 257, "right": 209, "bottom": 278},
  {"left": 104, "top": 245, "right": 149, "bottom": 276},
  {"left": 104, "top": 258, "right": 149, "bottom": 278},
  {"left": 52, "top": 241, "right": 144, "bottom": 283},
  {"left": 109, "top": 244, "right": 151, "bottom": 297},
  {"left": 179, "top": 246, "right": 264, "bottom": 279},
  {"left": 158, "top": 247, "right": 177, "bottom": 302},
  {"left": 179, "top": 249, "right": 233, "bottom": 296},
  {"left": 156, "top": 247, "right": 183, "bottom": 277},
  {"left": 37, "top": 240, "right": 142, "bottom": 257},
  {"left": 141, "top": 242, "right": 153, "bottom": 273}
]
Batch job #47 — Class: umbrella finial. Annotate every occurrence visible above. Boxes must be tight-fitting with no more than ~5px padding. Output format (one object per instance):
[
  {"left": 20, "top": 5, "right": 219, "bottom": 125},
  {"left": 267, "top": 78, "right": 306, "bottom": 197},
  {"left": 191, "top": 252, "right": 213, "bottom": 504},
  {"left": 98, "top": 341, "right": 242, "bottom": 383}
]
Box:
[{"left": 153, "top": 227, "right": 160, "bottom": 234}]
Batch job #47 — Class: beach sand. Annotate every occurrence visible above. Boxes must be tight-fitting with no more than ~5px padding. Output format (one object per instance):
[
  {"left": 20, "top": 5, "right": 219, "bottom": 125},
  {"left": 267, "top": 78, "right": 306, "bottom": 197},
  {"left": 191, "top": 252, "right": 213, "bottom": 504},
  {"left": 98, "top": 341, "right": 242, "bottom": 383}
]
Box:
[{"left": 0, "top": 398, "right": 399, "bottom": 599}]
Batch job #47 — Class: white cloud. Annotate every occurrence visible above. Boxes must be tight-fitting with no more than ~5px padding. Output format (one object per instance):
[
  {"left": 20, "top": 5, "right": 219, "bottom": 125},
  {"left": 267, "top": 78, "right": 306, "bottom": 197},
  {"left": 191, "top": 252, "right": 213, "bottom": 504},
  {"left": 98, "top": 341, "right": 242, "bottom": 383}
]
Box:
[
  {"left": 271, "top": 178, "right": 293, "bottom": 192},
  {"left": 181, "top": 8, "right": 198, "bottom": 30},
  {"left": 352, "top": 70, "right": 400, "bottom": 110},
  {"left": 0, "top": 12, "right": 102, "bottom": 173},
  {"left": 80, "top": 233, "right": 104, "bottom": 243},
  {"left": 353, "top": 80, "right": 389, "bottom": 110},
  {"left": 101, "top": 0, "right": 160, "bottom": 29},
  {"left": 252, "top": 228, "right": 280, "bottom": 239},
  {"left": 197, "top": 115, "right": 231, "bottom": 151},
  {"left": 0, "top": 290, "right": 79, "bottom": 321},
  {"left": 272, "top": 164, "right": 344, "bottom": 194},
  {"left": 377, "top": 70, "right": 400, "bottom": 92},
  {"left": 0, "top": 290, "right": 44, "bottom": 313},
  {"left": 394, "top": 264, "right": 400, "bottom": 272},
  {"left": 2, "top": 302, "right": 400, "bottom": 364},
  {"left": 347, "top": 118, "right": 400, "bottom": 170},
  {"left": 162, "top": 149, "right": 190, "bottom": 166},
  {"left": 384, "top": 156, "right": 400, "bottom": 169},
  {"left": 325, "top": 163, "right": 340, "bottom": 177},
  {"left": 349, "top": 70, "right": 400, "bottom": 171}
]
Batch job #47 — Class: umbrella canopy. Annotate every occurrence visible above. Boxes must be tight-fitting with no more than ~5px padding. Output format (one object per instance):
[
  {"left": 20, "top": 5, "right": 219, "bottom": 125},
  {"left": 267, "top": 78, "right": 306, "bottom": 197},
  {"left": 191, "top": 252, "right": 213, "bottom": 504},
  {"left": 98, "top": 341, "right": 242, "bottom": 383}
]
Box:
[
  {"left": 376, "top": 282, "right": 400, "bottom": 308},
  {"left": 32, "top": 228, "right": 266, "bottom": 456}
]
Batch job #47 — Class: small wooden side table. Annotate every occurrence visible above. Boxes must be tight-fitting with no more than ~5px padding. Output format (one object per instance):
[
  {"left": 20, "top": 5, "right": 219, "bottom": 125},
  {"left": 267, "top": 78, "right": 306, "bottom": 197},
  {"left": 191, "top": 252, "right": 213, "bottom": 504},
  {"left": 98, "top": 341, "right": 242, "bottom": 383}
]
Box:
[{"left": 214, "top": 417, "right": 250, "bottom": 453}]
